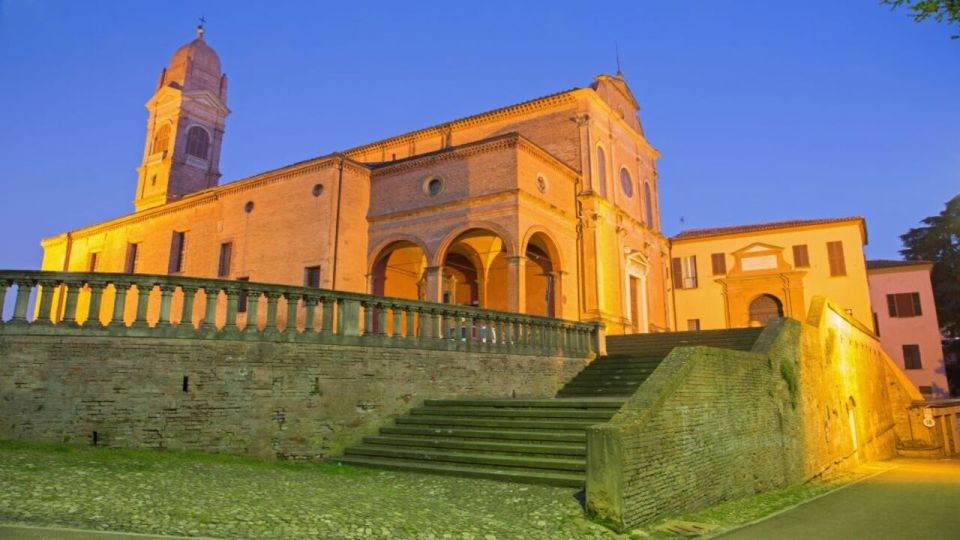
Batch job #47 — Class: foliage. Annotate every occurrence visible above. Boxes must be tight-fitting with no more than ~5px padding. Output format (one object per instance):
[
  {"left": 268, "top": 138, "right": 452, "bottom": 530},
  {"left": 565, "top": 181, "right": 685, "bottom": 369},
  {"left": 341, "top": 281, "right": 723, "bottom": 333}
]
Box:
[
  {"left": 899, "top": 194, "right": 960, "bottom": 339},
  {"left": 881, "top": 0, "right": 960, "bottom": 38}
]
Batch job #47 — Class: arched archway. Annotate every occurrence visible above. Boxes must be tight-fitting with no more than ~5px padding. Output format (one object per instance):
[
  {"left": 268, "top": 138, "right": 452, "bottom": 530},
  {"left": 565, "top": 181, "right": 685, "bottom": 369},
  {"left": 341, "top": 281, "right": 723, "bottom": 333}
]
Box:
[
  {"left": 370, "top": 241, "right": 427, "bottom": 300},
  {"left": 440, "top": 228, "right": 509, "bottom": 311},
  {"left": 524, "top": 232, "right": 562, "bottom": 318},
  {"left": 748, "top": 294, "right": 783, "bottom": 326}
]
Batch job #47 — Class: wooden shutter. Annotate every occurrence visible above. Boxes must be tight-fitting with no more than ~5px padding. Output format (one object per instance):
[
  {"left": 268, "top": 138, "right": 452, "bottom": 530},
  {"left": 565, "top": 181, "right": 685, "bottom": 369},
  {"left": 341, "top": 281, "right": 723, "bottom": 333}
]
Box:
[
  {"left": 792, "top": 245, "right": 809, "bottom": 267},
  {"left": 911, "top": 293, "right": 922, "bottom": 316},
  {"left": 218, "top": 242, "right": 232, "bottom": 277},
  {"left": 671, "top": 257, "right": 683, "bottom": 289},
  {"left": 124, "top": 244, "right": 138, "bottom": 274},
  {"left": 826, "top": 241, "right": 846, "bottom": 276},
  {"left": 168, "top": 231, "right": 185, "bottom": 274},
  {"left": 711, "top": 253, "right": 726, "bottom": 275},
  {"left": 886, "top": 294, "right": 897, "bottom": 317},
  {"left": 902, "top": 344, "right": 922, "bottom": 369}
]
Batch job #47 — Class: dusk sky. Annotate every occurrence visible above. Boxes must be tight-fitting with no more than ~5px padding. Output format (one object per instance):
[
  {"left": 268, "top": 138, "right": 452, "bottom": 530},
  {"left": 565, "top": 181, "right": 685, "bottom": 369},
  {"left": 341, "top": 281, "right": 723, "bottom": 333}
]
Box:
[{"left": 0, "top": 1, "right": 957, "bottom": 269}]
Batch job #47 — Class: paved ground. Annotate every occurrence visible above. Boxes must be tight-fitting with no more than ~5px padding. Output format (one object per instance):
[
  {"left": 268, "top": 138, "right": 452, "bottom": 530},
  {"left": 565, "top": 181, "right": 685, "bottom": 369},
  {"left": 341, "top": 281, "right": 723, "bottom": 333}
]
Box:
[
  {"left": 0, "top": 524, "right": 206, "bottom": 539},
  {"left": 721, "top": 459, "right": 960, "bottom": 540}
]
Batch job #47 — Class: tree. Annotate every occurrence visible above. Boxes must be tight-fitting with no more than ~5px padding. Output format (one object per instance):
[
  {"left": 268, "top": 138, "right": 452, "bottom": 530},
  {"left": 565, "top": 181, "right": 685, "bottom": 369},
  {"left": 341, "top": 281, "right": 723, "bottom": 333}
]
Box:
[
  {"left": 881, "top": 0, "right": 960, "bottom": 38},
  {"left": 900, "top": 195, "right": 960, "bottom": 395},
  {"left": 900, "top": 194, "right": 960, "bottom": 338}
]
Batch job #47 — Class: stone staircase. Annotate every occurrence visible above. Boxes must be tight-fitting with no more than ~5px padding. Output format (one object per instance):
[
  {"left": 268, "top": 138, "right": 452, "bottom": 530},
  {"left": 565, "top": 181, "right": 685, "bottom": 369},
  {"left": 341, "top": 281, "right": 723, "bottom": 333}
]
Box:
[
  {"left": 335, "top": 328, "right": 765, "bottom": 485},
  {"left": 335, "top": 398, "right": 624, "bottom": 486}
]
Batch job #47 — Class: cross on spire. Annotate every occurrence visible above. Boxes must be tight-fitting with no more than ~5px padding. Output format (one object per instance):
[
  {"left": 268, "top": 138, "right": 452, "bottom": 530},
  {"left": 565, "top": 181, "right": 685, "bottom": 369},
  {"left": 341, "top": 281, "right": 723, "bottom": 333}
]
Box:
[{"left": 197, "top": 15, "right": 207, "bottom": 39}]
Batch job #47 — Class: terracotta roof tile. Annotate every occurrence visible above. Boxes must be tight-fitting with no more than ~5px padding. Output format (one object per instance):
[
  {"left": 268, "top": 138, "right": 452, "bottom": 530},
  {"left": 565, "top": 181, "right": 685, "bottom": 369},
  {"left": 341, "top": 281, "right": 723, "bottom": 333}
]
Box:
[{"left": 866, "top": 259, "right": 933, "bottom": 270}]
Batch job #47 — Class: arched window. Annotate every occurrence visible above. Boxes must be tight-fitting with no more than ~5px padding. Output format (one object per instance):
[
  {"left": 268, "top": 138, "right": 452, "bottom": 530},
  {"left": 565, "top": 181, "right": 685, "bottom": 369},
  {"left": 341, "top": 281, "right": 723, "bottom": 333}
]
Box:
[
  {"left": 644, "top": 181, "right": 654, "bottom": 226},
  {"left": 596, "top": 146, "right": 607, "bottom": 198},
  {"left": 186, "top": 126, "right": 210, "bottom": 160},
  {"left": 153, "top": 125, "right": 171, "bottom": 154},
  {"left": 749, "top": 294, "right": 783, "bottom": 326},
  {"left": 620, "top": 167, "right": 634, "bottom": 198}
]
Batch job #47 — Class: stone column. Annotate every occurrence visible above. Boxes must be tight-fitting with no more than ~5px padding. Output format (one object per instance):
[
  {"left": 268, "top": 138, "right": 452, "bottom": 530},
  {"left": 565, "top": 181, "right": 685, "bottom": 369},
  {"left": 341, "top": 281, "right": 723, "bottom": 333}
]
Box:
[
  {"left": 423, "top": 266, "right": 443, "bottom": 304},
  {"left": 507, "top": 256, "right": 526, "bottom": 314}
]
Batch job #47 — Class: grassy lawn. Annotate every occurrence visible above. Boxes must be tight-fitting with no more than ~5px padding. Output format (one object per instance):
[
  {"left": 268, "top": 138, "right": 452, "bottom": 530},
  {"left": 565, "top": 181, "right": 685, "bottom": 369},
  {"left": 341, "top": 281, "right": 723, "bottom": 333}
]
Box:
[{"left": 0, "top": 440, "right": 872, "bottom": 539}]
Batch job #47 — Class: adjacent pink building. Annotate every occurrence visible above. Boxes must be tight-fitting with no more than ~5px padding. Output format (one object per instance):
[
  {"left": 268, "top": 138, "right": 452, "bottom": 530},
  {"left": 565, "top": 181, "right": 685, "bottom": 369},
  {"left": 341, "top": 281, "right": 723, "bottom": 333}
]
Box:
[{"left": 867, "top": 260, "right": 949, "bottom": 399}]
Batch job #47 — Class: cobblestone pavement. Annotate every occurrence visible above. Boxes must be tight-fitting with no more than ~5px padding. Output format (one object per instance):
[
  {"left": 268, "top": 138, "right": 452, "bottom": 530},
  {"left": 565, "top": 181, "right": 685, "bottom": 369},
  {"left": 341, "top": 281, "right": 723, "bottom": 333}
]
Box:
[{"left": 0, "top": 442, "right": 619, "bottom": 540}]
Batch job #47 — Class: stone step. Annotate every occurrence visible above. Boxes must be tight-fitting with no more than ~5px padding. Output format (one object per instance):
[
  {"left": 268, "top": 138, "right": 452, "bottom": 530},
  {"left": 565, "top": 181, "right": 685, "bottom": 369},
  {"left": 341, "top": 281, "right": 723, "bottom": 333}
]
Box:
[
  {"left": 379, "top": 425, "right": 587, "bottom": 442},
  {"left": 395, "top": 416, "right": 598, "bottom": 430},
  {"left": 409, "top": 406, "right": 615, "bottom": 420},
  {"left": 557, "top": 387, "right": 636, "bottom": 397},
  {"left": 334, "top": 456, "right": 585, "bottom": 487},
  {"left": 362, "top": 435, "right": 586, "bottom": 456},
  {"left": 424, "top": 398, "right": 626, "bottom": 409},
  {"left": 344, "top": 445, "right": 585, "bottom": 471}
]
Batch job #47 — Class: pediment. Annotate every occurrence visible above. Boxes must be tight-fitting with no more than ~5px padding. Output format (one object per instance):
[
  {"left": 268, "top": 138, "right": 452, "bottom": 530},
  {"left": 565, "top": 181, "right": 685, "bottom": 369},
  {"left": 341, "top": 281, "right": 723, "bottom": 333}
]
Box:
[
  {"left": 183, "top": 90, "right": 230, "bottom": 115},
  {"left": 733, "top": 242, "right": 783, "bottom": 255}
]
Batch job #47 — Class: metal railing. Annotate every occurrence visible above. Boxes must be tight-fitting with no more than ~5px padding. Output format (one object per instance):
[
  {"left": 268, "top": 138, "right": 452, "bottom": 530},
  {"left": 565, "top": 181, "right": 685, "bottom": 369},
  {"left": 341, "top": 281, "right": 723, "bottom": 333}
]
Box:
[{"left": 0, "top": 271, "right": 599, "bottom": 357}]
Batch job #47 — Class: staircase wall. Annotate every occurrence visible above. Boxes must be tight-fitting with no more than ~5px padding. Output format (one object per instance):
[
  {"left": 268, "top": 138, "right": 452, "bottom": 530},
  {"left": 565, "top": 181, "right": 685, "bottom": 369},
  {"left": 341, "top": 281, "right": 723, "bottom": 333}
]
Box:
[
  {"left": 586, "top": 296, "right": 916, "bottom": 530},
  {"left": 0, "top": 334, "right": 588, "bottom": 459}
]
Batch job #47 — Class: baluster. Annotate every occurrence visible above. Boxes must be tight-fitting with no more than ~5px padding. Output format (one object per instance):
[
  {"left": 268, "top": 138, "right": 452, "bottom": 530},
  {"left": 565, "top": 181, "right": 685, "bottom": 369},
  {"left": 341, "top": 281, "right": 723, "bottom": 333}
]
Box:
[
  {"left": 178, "top": 286, "right": 198, "bottom": 329},
  {"left": 417, "top": 307, "right": 429, "bottom": 340},
  {"left": 10, "top": 279, "right": 34, "bottom": 324},
  {"left": 439, "top": 309, "right": 449, "bottom": 341},
  {"left": 201, "top": 287, "right": 219, "bottom": 330},
  {"left": 244, "top": 289, "right": 261, "bottom": 332},
  {"left": 321, "top": 296, "right": 335, "bottom": 334},
  {"left": 110, "top": 281, "right": 130, "bottom": 327},
  {"left": 304, "top": 295, "right": 317, "bottom": 333},
  {"left": 157, "top": 285, "right": 175, "bottom": 327},
  {"left": 264, "top": 292, "right": 281, "bottom": 332},
  {"left": 36, "top": 280, "right": 59, "bottom": 324},
  {"left": 61, "top": 281, "right": 81, "bottom": 325},
  {"left": 222, "top": 286, "right": 240, "bottom": 331},
  {"left": 456, "top": 312, "right": 467, "bottom": 346},
  {"left": 376, "top": 302, "right": 387, "bottom": 337},
  {"left": 391, "top": 304, "right": 403, "bottom": 338},
  {"left": 403, "top": 306, "right": 414, "bottom": 339},
  {"left": 284, "top": 293, "right": 300, "bottom": 333},
  {"left": 0, "top": 280, "right": 8, "bottom": 324},
  {"left": 362, "top": 301, "right": 374, "bottom": 336},
  {"left": 86, "top": 282, "right": 105, "bottom": 327},
  {"left": 130, "top": 281, "right": 152, "bottom": 328}
]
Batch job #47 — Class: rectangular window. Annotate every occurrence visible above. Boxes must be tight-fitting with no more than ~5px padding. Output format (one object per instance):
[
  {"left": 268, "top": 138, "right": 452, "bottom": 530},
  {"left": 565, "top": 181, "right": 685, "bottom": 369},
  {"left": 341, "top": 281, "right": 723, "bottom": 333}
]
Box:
[
  {"left": 237, "top": 277, "right": 250, "bottom": 313},
  {"left": 919, "top": 385, "right": 933, "bottom": 396},
  {"left": 124, "top": 243, "right": 139, "bottom": 273},
  {"left": 826, "top": 241, "right": 846, "bottom": 276},
  {"left": 903, "top": 344, "right": 922, "bottom": 370},
  {"left": 873, "top": 312, "right": 880, "bottom": 337},
  {"left": 87, "top": 252, "right": 99, "bottom": 272},
  {"left": 168, "top": 231, "right": 186, "bottom": 274},
  {"left": 671, "top": 257, "right": 683, "bottom": 289},
  {"left": 304, "top": 266, "right": 321, "bottom": 288},
  {"left": 710, "top": 253, "right": 726, "bottom": 275},
  {"left": 792, "top": 244, "right": 810, "bottom": 268},
  {"left": 687, "top": 319, "right": 701, "bottom": 331},
  {"left": 217, "top": 242, "right": 233, "bottom": 278},
  {"left": 887, "top": 292, "right": 922, "bottom": 318}
]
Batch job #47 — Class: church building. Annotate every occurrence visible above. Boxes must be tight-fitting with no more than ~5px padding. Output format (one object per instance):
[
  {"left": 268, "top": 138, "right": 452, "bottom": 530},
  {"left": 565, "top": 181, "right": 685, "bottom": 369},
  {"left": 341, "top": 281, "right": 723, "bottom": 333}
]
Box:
[{"left": 40, "top": 28, "right": 670, "bottom": 335}]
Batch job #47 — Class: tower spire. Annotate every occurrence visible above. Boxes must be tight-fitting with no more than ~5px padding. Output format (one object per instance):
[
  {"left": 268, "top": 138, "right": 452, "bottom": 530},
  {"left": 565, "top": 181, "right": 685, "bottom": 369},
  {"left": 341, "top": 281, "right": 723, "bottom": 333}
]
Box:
[
  {"left": 615, "top": 41, "right": 622, "bottom": 76},
  {"left": 197, "top": 15, "right": 206, "bottom": 39}
]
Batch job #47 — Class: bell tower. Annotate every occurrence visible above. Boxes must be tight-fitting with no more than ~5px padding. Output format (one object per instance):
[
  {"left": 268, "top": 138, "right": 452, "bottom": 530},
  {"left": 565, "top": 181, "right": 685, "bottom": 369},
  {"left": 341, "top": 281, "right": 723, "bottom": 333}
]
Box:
[{"left": 134, "top": 24, "right": 229, "bottom": 212}]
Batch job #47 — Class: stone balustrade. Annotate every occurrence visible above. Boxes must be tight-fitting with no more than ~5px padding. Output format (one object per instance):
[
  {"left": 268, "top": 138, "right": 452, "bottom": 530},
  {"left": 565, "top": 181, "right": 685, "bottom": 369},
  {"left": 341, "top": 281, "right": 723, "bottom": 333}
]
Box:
[{"left": 0, "top": 271, "right": 599, "bottom": 357}]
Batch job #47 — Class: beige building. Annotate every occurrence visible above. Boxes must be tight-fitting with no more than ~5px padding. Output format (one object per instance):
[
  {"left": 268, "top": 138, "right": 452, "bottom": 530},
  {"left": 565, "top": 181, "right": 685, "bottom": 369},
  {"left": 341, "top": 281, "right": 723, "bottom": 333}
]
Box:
[
  {"left": 669, "top": 218, "right": 873, "bottom": 331},
  {"left": 40, "top": 29, "right": 670, "bottom": 334}
]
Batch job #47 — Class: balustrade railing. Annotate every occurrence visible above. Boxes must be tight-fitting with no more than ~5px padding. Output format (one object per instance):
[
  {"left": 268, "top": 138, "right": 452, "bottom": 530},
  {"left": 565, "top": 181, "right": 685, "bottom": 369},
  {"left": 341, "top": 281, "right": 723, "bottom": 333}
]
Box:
[{"left": 0, "top": 271, "right": 599, "bottom": 357}]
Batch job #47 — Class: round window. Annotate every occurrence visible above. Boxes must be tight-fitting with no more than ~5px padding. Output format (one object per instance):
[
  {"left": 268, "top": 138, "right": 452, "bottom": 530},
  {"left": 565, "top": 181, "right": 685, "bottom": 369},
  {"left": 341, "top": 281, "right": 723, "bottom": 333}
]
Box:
[
  {"left": 620, "top": 168, "right": 634, "bottom": 198},
  {"left": 536, "top": 175, "right": 548, "bottom": 193},
  {"left": 312, "top": 184, "right": 324, "bottom": 197},
  {"left": 244, "top": 201, "right": 255, "bottom": 213},
  {"left": 423, "top": 176, "right": 444, "bottom": 196}
]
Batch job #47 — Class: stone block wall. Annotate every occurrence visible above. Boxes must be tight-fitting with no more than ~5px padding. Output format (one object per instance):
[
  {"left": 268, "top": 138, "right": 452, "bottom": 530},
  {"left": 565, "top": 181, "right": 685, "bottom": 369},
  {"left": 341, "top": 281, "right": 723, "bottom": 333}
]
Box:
[
  {"left": 0, "top": 334, "right": 586, "bottom": 459},
  {"left": 586, "top": 297, "right": 917, "bottom": 530}
]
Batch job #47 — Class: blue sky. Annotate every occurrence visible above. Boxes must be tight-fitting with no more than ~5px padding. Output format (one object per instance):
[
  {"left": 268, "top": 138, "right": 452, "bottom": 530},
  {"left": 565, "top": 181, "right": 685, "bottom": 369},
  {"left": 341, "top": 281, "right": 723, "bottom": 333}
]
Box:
[{"left": 0, "top": 1, "right": 957, "bottom": 269}]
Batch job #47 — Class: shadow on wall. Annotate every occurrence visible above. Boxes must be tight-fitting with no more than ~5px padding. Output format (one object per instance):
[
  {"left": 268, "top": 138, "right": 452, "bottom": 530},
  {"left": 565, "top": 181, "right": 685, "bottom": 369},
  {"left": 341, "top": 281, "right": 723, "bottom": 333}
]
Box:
[{"left": 585, "top": 296, "right": 920, "bottom": 531}]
